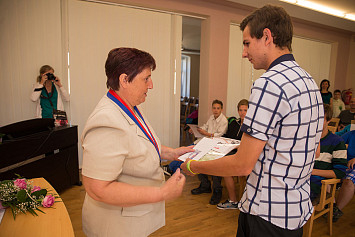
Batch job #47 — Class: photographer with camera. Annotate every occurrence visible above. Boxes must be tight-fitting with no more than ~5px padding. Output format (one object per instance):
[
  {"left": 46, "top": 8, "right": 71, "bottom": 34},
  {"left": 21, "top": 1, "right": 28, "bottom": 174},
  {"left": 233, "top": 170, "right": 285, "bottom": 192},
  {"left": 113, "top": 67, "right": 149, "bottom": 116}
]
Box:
[{"left": 30, "top": 65, "right": 69, "bottom": 118}]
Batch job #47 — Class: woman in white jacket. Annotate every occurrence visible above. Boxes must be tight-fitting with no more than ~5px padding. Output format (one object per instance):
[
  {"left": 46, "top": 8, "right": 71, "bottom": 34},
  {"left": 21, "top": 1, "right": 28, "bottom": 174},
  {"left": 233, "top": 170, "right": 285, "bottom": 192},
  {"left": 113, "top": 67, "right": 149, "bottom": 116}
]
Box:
[{"left": 30, "top": 65, "right": 70, "bottom": 118}]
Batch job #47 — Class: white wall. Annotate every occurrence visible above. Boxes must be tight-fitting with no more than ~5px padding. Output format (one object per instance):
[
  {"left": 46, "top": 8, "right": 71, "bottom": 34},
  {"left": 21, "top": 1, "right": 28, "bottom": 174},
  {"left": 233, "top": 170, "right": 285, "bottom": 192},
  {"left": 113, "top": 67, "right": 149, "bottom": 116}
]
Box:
[
  {"left": 0, "top": 0, "right": 182, "bottom": 167},
  {"left": 0, "top": 0, "right": 66, "bottom": 125},
  {"left": 68, "top": 0, "right": 182, "bottom": 165}
]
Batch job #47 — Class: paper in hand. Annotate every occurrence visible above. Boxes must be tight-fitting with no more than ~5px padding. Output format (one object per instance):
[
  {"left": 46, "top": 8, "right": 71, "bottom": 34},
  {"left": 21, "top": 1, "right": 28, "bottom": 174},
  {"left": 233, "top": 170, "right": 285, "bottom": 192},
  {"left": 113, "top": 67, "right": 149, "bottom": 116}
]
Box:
[{"left": 187, "top": 124, "right": 204, "bottom": 138}]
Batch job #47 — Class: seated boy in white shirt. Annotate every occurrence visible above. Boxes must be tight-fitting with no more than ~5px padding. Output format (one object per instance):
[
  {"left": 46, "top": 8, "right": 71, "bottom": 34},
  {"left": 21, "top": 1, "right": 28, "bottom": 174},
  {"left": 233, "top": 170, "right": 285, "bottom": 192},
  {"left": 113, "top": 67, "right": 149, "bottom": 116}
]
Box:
[{"left": 190, "top": 99, "right": 228, "bottom": 205}]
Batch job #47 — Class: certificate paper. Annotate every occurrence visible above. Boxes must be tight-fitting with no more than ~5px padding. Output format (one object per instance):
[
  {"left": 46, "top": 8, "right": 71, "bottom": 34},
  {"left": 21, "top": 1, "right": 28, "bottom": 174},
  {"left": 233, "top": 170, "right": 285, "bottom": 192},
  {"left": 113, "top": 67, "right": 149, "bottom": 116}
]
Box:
[
  {"left": 178, "top": 137, "right": 219, "bottom": 161},
  {"left": 187, "top": 124, "right": 204, "bottom": 138},
  {"left": 178, "top": 137, "right": 240, "bottom": 162}
]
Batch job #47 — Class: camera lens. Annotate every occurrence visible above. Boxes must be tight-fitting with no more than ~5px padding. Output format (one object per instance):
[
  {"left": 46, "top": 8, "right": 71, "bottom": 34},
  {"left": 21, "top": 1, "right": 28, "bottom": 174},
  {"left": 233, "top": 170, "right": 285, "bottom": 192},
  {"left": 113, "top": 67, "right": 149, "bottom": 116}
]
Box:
[{"left": 46, "top": 73, "right": 56, "bottom": 81}]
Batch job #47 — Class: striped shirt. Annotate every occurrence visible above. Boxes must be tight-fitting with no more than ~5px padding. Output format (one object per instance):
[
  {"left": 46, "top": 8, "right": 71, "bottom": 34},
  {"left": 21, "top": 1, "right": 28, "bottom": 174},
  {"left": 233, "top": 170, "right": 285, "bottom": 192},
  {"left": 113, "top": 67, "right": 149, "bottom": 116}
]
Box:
[
  {"left": 310, "top": 131, "right": 347, "bottom": 195},
  {"left": 238, "top": 54, "right": 324, "bottom": 230}
]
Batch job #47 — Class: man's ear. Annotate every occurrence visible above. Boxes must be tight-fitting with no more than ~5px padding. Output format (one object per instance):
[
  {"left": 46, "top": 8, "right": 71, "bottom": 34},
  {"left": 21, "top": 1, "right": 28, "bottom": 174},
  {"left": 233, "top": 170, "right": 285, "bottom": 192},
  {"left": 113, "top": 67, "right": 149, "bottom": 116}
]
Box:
[
  {"left": 119, "top": 74, "right": 128, "bottom": 88},
  {"left": 263, "top": 28, "right": 272, "bottom": 45}
]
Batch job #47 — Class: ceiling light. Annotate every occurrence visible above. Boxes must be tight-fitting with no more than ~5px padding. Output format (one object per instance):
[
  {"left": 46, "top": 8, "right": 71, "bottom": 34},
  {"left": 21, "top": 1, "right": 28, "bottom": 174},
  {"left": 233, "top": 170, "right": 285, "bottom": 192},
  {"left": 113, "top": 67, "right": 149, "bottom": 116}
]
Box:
[
  {"left": 297, "top": 0, "right": 344, "bottom": 17},
  {"left": 279, "top": 0, "right": 355, "bottom": 21},
  {"left": 345, "top": 14, "right": 355, "bottom": 21}
]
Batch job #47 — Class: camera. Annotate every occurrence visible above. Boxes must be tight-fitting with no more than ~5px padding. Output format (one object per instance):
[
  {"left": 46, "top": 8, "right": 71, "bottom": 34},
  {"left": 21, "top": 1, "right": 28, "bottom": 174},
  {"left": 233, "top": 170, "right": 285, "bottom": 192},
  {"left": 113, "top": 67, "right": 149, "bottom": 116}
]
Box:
[{"left": 46, "top": 73, "right": 56, "bottom": 81}]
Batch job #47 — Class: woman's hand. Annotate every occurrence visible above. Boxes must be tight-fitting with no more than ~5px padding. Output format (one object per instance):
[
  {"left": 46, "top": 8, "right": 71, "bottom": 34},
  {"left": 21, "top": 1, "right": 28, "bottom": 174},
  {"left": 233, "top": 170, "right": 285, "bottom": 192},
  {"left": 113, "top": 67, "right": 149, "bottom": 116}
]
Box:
[
  {"left": 160, "top": 168, "right": 185, "bottom": 201},
  {"left": 161, "top": 145, "right": 194, "bottom": 161},
  {"left": 53, "top": 76, "right": 63, "bottom": 87},
  {"left": 40, "top": 73, "right": 47, "bottom": 85}
]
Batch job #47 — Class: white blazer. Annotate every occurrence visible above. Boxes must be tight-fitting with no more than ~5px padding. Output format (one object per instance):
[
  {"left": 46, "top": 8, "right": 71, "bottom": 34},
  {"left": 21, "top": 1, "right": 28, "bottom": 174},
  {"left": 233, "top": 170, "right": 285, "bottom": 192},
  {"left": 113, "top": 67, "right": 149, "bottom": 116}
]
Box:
[
  {"left": 30, "top": 82, "right": 70, "bottom": 118},
  {"left": 81, "top": 95, "right": 165, "bottom": 237}
]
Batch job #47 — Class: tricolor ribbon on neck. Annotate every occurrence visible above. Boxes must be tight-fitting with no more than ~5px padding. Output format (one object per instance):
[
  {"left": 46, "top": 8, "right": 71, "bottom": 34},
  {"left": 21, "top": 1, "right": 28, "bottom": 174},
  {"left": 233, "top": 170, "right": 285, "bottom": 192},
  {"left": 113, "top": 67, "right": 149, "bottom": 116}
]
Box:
[{"left": 107, "top": 89, "right": 161, "bottom": 161}]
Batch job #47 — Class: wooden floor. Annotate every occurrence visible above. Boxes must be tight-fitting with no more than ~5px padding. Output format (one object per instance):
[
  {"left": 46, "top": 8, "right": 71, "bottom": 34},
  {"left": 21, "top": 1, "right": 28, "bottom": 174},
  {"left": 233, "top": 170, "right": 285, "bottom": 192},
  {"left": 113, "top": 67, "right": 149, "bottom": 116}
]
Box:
[
  {"left": 60, "top": 171, "right": 355, "bottom": 237},
  {"left": 60, "top": 129, "right": 355, "bottom": 236}
]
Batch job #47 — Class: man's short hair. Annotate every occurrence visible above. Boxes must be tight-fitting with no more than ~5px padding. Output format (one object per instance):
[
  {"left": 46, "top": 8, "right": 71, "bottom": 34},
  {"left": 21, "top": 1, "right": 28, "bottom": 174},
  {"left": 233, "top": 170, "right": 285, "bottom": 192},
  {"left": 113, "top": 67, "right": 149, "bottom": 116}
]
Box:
[
  {"left": 238, "top": 99, "right": 249, "bottom": 110},
  {"left": 324, "top": 104, "right": 333, "bottom": 122},
  {"left": 212, "top": 99, "right": 223, "bottom": 109},
  {"left": 240, "top": 5, "right": 293, "bottom": 51}
]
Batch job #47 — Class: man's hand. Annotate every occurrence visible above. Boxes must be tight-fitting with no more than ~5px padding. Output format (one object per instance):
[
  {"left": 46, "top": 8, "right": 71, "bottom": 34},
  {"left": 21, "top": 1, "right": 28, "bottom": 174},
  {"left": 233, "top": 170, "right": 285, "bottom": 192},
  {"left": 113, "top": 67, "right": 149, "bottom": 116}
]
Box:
[
  {"left": 180, "top": 158, "right": 196, "bottom": 176},
  {"left": 197, "top": 128, "right": 210, "bottom": 137}
]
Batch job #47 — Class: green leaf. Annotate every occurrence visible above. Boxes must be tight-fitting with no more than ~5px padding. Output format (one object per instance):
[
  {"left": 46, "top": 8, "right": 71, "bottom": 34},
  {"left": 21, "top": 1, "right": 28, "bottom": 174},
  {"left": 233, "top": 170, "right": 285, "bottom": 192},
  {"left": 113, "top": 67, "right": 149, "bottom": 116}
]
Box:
[
  {"left": 11, "top": 207, "right": 16, "bottom": 220},
  {"left": 36, "top": 207, "right": 45, "bottom": 214},
  {"left": 28, "top": 208, "right": 39, "bottom": 216},
  {"left": 31, "top": 189, "right": 47, "bottom": 198},
  {"left": 16, "top": 189, "right": 27, "bottom": 202}
]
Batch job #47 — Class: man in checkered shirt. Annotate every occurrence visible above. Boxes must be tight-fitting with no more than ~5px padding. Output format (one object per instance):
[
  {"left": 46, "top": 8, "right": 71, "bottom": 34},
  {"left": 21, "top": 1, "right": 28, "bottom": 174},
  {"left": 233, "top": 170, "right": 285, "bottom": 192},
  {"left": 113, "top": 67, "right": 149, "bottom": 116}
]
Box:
[{"left": 181, "top": 5, "right": 324, "bottom": 237}]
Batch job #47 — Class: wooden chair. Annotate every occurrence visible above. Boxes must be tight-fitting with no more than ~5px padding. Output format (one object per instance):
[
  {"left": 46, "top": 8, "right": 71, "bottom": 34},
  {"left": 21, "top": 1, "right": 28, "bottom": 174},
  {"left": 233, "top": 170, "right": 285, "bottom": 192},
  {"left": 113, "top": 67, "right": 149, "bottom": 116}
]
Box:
[
  {"left": 180, "top": 101, "right": 189, "bottom": 141},
  {"left": 327, "top": 126, "right": 337, "bottom": 134},
  {"left": 303, "top": 178, "right": 340, "bottom": 237},
  {"left": 328, "top": 118, "right": 340, "bottom": 131},
  {"left": 187, "top": 103, "right": 198, "bottom": 116},
  {"left": 328, "top": 118, "right": 340, "bottom": 133}
]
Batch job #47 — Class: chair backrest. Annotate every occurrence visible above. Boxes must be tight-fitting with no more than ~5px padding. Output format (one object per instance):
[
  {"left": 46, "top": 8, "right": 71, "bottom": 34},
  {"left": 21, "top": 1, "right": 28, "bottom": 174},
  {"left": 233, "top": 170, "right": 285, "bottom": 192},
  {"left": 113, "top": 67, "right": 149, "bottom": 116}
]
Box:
[
  {"left": 328, "top": 118, "right": 340, "bottom": 133},
  {"left": 303, "top": 178, "right": 341, "bottom": 237},
  {"left": 315, "top": 179, "right": 340, "bottom": 212},
  {"left": 328, "top": 118, "right": 340, "bottom": 128},
  {"left": 187, "top": 103, "right": 198, "bottom": 115},
  {"left": 181, "top": 101, "right": 188, "bottom": 117},
  {"left": 188, "top": 97, "right": 195, "bottom": 104},
  {"left": 327, "top": 126, "right": 337, "bottom": 134}
]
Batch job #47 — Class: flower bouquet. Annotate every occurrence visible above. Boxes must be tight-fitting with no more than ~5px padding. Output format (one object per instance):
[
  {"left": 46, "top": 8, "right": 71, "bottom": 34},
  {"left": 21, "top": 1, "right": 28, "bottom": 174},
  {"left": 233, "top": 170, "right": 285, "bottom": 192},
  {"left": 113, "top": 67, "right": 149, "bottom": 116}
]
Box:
[{"left": 0, "top": 175, "right": 59, "bottom": 219}]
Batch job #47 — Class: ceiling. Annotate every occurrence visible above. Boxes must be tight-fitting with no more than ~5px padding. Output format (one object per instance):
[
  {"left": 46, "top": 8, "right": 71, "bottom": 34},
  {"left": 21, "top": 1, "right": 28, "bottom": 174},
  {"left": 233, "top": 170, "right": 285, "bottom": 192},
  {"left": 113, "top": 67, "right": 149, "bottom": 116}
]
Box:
[
  {"left": 182, "top": 0, "right": 355, "bottom": 52},
  {"left": 296, "top": 0, "right": 355, "bottom": 17},
  {"left": 227, "top": 0, "right": 355, "bottom": 32}
]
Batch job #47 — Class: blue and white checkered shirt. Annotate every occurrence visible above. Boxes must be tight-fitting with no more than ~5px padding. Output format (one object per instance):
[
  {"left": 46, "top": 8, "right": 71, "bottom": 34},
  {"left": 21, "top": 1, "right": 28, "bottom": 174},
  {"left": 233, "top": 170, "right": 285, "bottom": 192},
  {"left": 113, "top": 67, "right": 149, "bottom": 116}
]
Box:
[{"left": 239, "top": 54, "right": 324, "bottom": 230}]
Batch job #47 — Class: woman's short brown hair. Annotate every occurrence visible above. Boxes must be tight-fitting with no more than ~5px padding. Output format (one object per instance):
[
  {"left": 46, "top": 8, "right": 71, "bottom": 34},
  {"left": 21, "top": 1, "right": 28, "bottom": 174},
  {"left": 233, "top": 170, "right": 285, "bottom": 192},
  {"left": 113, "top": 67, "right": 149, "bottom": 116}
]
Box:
[
  {"left": 240, "top": 5, "right": 293, "bottom": 52},
  {"left": 105, "top": 48, "right": 156, "bottom": 90}
]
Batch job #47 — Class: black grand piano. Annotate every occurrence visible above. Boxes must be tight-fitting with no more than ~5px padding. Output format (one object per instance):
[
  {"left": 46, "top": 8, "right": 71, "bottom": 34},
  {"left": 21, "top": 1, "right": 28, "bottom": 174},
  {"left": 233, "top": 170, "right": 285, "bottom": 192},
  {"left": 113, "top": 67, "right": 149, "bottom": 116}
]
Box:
[{"left": 0, "top": 118, "right": 80, "bottom": 193}]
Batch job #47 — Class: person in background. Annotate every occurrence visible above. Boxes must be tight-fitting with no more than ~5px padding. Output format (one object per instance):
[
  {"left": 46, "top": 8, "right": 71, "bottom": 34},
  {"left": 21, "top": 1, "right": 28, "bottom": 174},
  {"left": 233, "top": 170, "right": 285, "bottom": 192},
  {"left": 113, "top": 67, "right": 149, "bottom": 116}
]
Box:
[
  {"left": 217, "top": 99, "right": 248, "bottom": 210},
  {"left": 333, "top": 128, "right": 355, "bottom": 222},
  {"left": 332, "top": 89, "right": 345, "bottom": 118},
  {"left": 190, "top": 99, "right": 228, "bottom": 205},
  {"left": 181, "top": 5, "right": 324, "bottom": 236},
  {"left": 336, "top": 124, "right": 352, "bottom": 136},
  {"left": 81, "top": 48, "right": 193, "bottom": 237},
  {"left": 338, "top": 97, "right": 355, "bottom": 130},
  {"left": 310, "top": 104, "right": 347, "bottom": 203},
  {"left": 30, "top": 65, "right": 70, "bottom": 118},
  {"left": 320, "top": 79, "right": 333, "bottom": 107}
]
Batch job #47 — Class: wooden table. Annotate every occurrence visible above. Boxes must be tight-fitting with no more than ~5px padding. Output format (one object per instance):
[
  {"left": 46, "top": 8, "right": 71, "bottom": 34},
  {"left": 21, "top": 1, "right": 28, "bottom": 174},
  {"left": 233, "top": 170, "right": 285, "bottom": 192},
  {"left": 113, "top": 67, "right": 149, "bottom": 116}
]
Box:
[{"left": 0, "top": 178, "right": 74, "bottom": 237}]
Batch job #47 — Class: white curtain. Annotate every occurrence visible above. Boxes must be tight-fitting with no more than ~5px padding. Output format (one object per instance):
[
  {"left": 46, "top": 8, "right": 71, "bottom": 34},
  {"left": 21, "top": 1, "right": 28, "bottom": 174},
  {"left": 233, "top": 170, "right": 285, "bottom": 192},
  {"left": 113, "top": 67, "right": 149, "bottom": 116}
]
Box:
[
  {"left": 181, "top": 54, "right": 191, "bottom": 98},
  {"left": 227, "top": 25, "right": 264, "bottom": 117},
  {"left": 292, "top": 37, "right": 332, "bottom": 89},
  {"left": 68, "top": 0, "right": 182, "bottom": 165},
  {"left": 227, "top": 24, "right": 331, "bottom": 117},
  {"left": 0, "top": 0, "right": 64, "bottom": 125}
]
